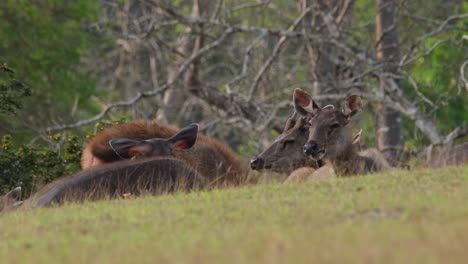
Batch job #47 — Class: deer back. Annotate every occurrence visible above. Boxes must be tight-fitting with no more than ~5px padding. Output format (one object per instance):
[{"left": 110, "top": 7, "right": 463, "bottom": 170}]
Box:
[
  {"left": 82, "top": 120, "right": 247, "bottom": 185},
  {"left": 17, "top": 158, "right": 206, "bottom": 210}
]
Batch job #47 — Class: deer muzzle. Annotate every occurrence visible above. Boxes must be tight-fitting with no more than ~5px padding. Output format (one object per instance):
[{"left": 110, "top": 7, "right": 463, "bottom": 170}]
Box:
[
  {"left": 250, "top": 157, "right": 265, "bottom": 170},
  {"left": 303, "top": 141, "right": 326, "bottom": 160}
]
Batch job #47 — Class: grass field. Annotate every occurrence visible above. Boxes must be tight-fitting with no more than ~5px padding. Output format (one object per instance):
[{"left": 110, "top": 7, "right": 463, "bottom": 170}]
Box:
[{"left": 1, "top": 165, "right": 468, "bottom": 264}]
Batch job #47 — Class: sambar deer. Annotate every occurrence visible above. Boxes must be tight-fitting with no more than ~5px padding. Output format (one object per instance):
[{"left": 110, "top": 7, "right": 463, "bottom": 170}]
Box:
[
  {"left": 250, "top": 112, "right": 324, "bottom": 174},
  {"left": 293, "top": 88, "right": 390, "bottom": 176},
  {"left": 0, "top": 125, "right": 206, "bottom": 212},
  {"left": 1, "top": 157, "right": 205, "bottom": 212},
  {"left": 250, "top": 99, "right": 362, "bottom": 182},
  {"left": 81, "top": 120, "right": 248, "bottom": 186}
]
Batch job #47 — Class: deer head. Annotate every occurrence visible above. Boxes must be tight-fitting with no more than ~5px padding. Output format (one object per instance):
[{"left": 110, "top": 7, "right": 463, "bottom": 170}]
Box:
[
  {"left": 250, "top": 112, "right": 316, "bottom": 173},
  {"left": 250, "top": 89, "right": 363, "bottom": 174},
  {"left": 293, "top": 88, "right": 362, "bottom": 161},
  {"left": 109, "top": 123, "right": 199, "bottom": 159}
]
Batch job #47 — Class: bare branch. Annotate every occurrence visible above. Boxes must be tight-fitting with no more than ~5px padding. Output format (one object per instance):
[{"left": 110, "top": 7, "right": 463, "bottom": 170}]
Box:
[
  {"left": 247, "top": 6, "right": 312, "bottom": 100},
  {"left": 460, "top": 59, "right": 468, "bottom": 93},
  {"left": 46, "top": 27, "right": 234, "bottom": 132},
  {"left": 444, "top": 126, "right": 468, "bottom": 146}
]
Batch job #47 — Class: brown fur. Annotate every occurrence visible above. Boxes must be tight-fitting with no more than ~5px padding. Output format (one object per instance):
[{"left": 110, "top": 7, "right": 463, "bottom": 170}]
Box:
[
  {"left": 251, "top": 109, "right": 361, "bottom": 179},
  {"left": 2, "top": 158, "right": 206, "bottom": 212},
  {"left": 284, "top": 164, "right": 336, "bottom": 183},
  {"left": 294, "top": 88, "right": 390, "bottom": 176},
  {"left": 251, "top": 115, "right": 322, "bottom": 174},
  {"left": 82, "top": 120, "right": 248, "bottom": 186},
  {"left": 283, "top": 167, "right": 317, "bottom": 183}
]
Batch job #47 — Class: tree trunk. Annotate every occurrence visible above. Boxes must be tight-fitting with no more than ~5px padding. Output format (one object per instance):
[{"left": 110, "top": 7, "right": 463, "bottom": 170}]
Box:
[
  {"left": 375, "top": 0, "right": 404, "bottom": 166},
  {"left": 299, "top": 0, "right": 355, "bottom": 106},
  {"left": 157, "top": 0, "right": 206, "bottom": 125}
]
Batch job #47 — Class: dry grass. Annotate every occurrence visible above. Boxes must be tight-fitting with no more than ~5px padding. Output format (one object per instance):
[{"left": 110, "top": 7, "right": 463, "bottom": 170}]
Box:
[{"left": 1, "top": 165, "right": 467, "bottom": 264}]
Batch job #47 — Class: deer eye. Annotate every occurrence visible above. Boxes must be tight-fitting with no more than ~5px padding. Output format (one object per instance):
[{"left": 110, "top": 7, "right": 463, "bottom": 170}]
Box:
[
  {"left": 328, "top": 123, "right": 340, "bottom": 135},
  {"left": 281, "top": 139, "right": 294, "bottom": 150}
]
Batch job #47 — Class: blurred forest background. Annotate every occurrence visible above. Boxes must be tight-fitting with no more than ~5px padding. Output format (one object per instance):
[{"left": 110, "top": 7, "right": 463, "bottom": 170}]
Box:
[{"left": 0, "top": 0, "right": 467, "bottom": 194}]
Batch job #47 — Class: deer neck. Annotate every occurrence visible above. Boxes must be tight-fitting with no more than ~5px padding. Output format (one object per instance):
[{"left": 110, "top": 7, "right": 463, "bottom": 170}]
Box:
[{"left": 328, "top": 144, "right": 363, "bottom": 176}]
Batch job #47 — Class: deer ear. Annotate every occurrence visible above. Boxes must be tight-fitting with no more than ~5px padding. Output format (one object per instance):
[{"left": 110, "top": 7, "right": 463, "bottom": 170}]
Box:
[
  {"left": 293, "top": 88, "right": 319, "bottom": 118},
  {"left": 352, "top": 130, "right": 362, "bottom": 152},
  {"left": 5, "top": 187, "right": 21, "bottom": 201},
  {"left": 343, "top": 95, "right": 362, "bottom": 118},
  {"left": 109, "top": 138, "right": 152, "bottom": 159},
  {"left": 168, "top": 123, "right": 198, "bottom": 150}
]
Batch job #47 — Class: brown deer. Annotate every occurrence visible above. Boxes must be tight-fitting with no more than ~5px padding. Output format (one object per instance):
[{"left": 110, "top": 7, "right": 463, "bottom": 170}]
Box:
[
  {"left": 1, "top": 157, "right": 205, "bottom": 212},
  {"left": 81, "top": 120, "right": 248, "bottom": 186},
  {"left": 250, "top": 112, "right": 323, "bottom": 174},
  {"left": 1, "top": 125, "right": 205, "bottom": 212},
  {"left": 293, "top": 88, "right": 390, "bottom": 176},
  {"left": 250, "top": 105, "right": 362, "bottom": 181}
]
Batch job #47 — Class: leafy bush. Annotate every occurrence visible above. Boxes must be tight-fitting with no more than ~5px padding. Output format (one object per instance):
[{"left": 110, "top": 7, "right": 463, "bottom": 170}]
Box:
[
  {"left": 0, "top": 64, "right": 31, "bottom": 115},
  {"left": 0, "top": 134, "right": 83, "bottom": 198},
  {"left": 0, "top": 118, "right": 130, "bottom": 198}
]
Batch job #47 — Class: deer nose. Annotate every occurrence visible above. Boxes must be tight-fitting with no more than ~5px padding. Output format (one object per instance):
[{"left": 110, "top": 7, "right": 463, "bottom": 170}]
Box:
[
  {"left": 250, "top": 158, "right": 264, "bottom": 170},
  {"left": 303, "top": 142, "right": 319, "bottom": 156}
]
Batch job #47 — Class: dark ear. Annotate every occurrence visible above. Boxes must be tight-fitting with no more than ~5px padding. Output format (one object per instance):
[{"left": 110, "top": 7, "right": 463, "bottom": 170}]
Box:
[
  {"left": 343, "top": 95, "right": 362, "bottom": 118},
  {"left": 109, "top": 138, "right": 152, "bottom": 159},
  {"left": 5, "top": 187, "right": 21, "bottom": 201},
  {"left": 352, "top": 130, "right": 362, "bottom": 152},
  {"left": 293, "top": 88, "right": 320, "bottom": 118},
  {"left": 168, "top": 123, "right": 198, "bottom": 150}
]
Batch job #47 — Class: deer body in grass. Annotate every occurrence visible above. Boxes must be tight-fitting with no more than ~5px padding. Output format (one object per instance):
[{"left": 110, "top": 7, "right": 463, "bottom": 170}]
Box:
[
  {"left": 0, "top": 125, "right": 206, "bottom": 212},
  {"left": 250, "top": 97, "right": 362, "bottom": 182},
  {"left": 1, "top": 157, "right": 205, "bottom": 212},
  {"left": 293, "top": 88, "right": 390, "bottom": 176},
  {"left": 81, "top": 120, "right": 248, "bottom": 186}
]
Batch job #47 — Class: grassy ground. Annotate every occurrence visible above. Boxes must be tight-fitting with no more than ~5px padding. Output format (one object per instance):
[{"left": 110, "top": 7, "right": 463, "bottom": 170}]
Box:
[{"left": 1, "top": 165, "right": 468, "bottom": 264}]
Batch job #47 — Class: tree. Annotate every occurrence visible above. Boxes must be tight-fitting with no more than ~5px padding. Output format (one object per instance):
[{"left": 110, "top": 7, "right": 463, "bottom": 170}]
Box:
[
  {"left": 0, "top": 64, "right": 30, "bottom": 115},
  {"left": 43, "top": 0, "right": 467, "bottom": 158},
  {"left": 0, "top": 1, "right": 102, "bottom": 140},
  {"left": 375, "top": 0, "right": 404, "bottom": 165}
]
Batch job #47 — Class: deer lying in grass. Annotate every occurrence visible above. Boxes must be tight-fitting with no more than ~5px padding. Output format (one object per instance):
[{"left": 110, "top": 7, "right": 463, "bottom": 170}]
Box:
[
  {"left": 250, "top": 101, "right": 361, "bottom": 182},
  {"left": 0, "top": 125, "right": 206, "bottom": 212},
  {"left": 82, "top": 120, "right": 248, "bottom": 186},
  {"left": 250, "top": 112, "right": 324, "bottom": 174},
  {"left": 293, "top": 88, "right": 390, "bottom": 176},
  {"left": 0, "top": 158, "right": 205, "bottom": 212}
]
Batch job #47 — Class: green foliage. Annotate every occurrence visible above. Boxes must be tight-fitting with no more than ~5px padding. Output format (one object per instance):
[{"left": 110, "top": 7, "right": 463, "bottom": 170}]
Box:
[
  {"left": 400, "top": 4, "right": 468, "bottom": 147},
  {"left": 0, "top": 0, "right": 103, "bottom": 135},
  {"left": 0, "top": 115, "right": 134, "bottom": 198},
  {"left": 351, "top": 0, "right": 467, "bottom": 149},
  {"left": 0, "top": 64, "right": 31, "bottom": 115},
  {"left": 0, "top": 134, "right": 83, "bottom": 197}
]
